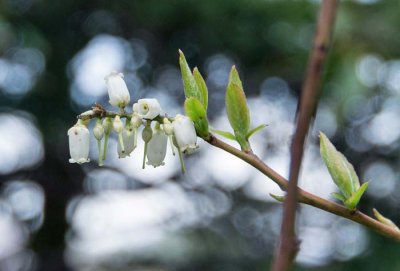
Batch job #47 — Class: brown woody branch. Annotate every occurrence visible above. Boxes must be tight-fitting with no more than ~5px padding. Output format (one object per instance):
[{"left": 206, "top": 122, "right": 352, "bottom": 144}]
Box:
[
  {"left": 272, "top": 1, "right": 339, "bottom": 270},
  {"left": 206, "top": 134, "right": 400, "bottom": 242}
]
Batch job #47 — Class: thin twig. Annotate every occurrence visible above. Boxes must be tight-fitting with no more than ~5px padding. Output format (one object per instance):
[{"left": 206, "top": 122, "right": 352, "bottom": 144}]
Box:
[
  {"left": 77, "top": 108, "right": 173, "bottom": 122},
  {"left": 206, "top": 135, "right": 400, "bottom": 242},
  {"left": 272, "top": 1, "right": 339, "bottom": 270}
]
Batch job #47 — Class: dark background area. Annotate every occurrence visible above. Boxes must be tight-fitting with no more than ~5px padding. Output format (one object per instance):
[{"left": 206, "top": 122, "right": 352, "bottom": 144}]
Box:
[{"left": 0, "top": 0, "right": 400, "bottom": 270}]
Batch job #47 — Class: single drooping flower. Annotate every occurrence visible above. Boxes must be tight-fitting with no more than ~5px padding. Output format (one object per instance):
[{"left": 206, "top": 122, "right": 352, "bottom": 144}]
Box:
[
  {"left": 172, "top": 114, "right": 198, "bottom": 154},
  {"left": 105, "top": 72, "right": 130, "bottom": 108},
  {"left": 146, "top": 125, "right": 168, "bottom": 167},
  {"left": 133, "top": 98, "right": 161, "bottom": 120},
  {"left": 68, "top": 120, "right": 90, "bottom": 164},
  {"left": 117, "top": 123, "right": 137, "bottom": 158}
]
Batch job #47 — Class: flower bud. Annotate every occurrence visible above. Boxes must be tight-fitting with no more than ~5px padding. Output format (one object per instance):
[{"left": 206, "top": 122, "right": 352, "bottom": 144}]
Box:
[
  {"left": 142, "top": 124, "right": 153, "bottom": 143},
  {"left": 102, "top": 118, "right": 112, "bottom": 135},
  {"left": 163, "top": 118, "right": 173, "bottom": 135},
  {"left": 113, "top": 116, "right": 123, "bottom": 134},
  {"left": 172, "top": 114, "right": 198, "bottom": 153},
  {"left": 131, "top": 113, "right": 142, "bottom": 128},
  {"left": 105, "top": 72, "right": 130, "bottom": 108},
  {"left": 68, "top": 121, "right": 90, "bottom": 164},
  {"left": 146, "top": 127, "right": 168, "bottom": 167},
  {"left": 133, "top": 98, "right": 161, "bottom": 120},
  {"left": 93, "top": 119, "right": 104, "bottom": 140}
]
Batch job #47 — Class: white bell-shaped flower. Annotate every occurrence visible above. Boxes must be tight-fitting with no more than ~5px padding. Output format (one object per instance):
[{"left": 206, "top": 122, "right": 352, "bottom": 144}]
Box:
[
  {"left": 105, "top": 72, "right": 130, "bottom": 108},
  {"left": 117, "top": 127, "right": 137, "bottom": 158},
  {"left": 68, "top": 121, "right": 90, "bottom": 164},
  {"left": 146, "top": 127, "right": 168, "bottom": 167},
  {"left": 133, "top": 98, "right": 161, "bottom": 120},
  {"left": 172, "top": 114, "right": 198, "bottom": 154}
]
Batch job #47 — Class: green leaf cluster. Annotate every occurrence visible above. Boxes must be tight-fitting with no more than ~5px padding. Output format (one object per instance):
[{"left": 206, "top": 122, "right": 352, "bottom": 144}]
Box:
[
  {"left": 179, "top": 50, "right": 209, "bottom": 139},
  {"left": 320, "top": 132, "right": 368, "bottom": 210},
  {"left": 178, "top": 51, "right": 266, "bottom": 151}
]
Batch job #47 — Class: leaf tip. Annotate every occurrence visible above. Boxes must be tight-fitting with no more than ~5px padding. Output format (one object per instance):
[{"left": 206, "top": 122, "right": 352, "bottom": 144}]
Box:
[
  {"left": 319, "top": 131, "right": 328, "bottom": 141},
  {"left": 269, "top": 193, "right": 285, "bottom": 202},
  {"left": 229, "top": 65, "right": 239, "bottom": 77},
  {"left": 373, "top": 208, "right": 400, "bottom": 231}
]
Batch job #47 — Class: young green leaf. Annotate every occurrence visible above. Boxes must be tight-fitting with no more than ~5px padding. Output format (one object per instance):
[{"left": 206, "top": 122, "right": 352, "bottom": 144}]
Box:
[
  {"left": 269, "top": 193, "right": 285, "bottom": 203},
  {"left": 210, "top": 128, "right": 236, "bottom": 140},
  {"left": 331, "top": 192, "right": 346, "bottom": 202},
  {"left": 184, "top": 97, "right": 209, "bottom": 139},
  {"left": 246, "top": 124, "right": 267, "bottom": 139},
  {"left": 226, "top": 82, "right": 251, "bottom": 151},
  {"left": 225, "top": 67, "right": 251, "bottom": 151},
  {"left": 185, "top": 97, "right": 206, "bottom": 120},
  {"left": 373, "top": 208, "right": 400, "bottom": 231},
  {"left": 229, "top": 65, "right": 243, "bottom": 90},
  {"left": 344, "top": 182, "right": 369, "bottom": 210},
  {"left": 178, "top": 50, "right": 202, "bottom": 102},
  {"left": 193, "top": 67, "right": 208, "bottom": 110},
  {"left": 320, "top": 132, "right": 360, "bottom": 198}
]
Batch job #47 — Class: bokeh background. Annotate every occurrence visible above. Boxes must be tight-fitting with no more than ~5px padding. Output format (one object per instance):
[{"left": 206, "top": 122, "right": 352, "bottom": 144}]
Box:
[{"left": 0, "top": 0, "right": 400, "bottom": 270}]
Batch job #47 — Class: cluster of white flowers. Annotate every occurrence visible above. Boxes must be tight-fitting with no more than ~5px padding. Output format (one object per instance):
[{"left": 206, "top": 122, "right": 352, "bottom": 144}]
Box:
[{"left": 68, "top": 72, "right": 198, "bottom": 172}]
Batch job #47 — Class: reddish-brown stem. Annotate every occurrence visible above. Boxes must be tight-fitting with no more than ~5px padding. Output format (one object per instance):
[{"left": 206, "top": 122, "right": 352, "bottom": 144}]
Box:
[{"left": 271, "top": 1, "right": 339, "bottom": 270}]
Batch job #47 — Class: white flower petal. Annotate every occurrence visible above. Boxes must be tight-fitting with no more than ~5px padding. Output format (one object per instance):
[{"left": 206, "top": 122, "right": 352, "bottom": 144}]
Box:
[
  {"left": 105, "top": 72, "right": 130, "bottom": 107},
  {"left": 133, "top": 99, "right": 161, "bottom": 120},
  {"left": 118, "top": 129, "right": 137, "bottom": 158},
  {"left": 172, "top": 114, "right": 198, "bottom": 153},
  {"left": 146, "top": 129, "right": 168, "bottom": 167},
  {"left": 68, "top": 124, "right": 90, "bottom": 164}
]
